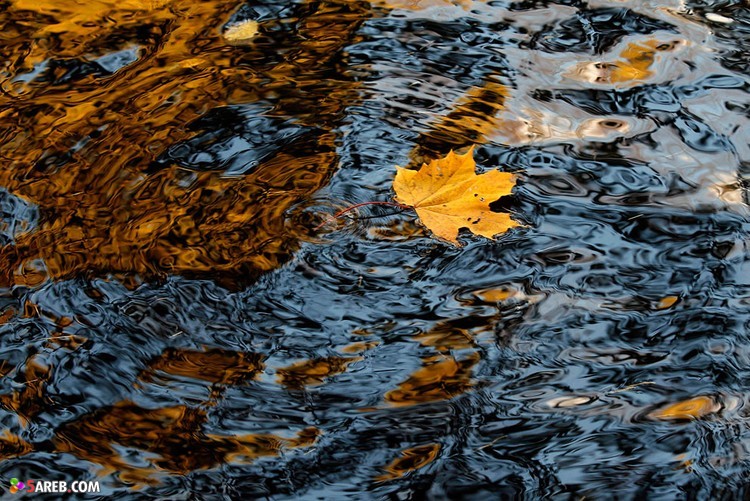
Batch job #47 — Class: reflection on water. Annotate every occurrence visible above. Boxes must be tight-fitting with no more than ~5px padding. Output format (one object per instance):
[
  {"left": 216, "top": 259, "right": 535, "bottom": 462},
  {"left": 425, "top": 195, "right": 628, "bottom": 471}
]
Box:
[
  {"left": 141, "top": 347, "right": 265, "bottom": 386},
  {"left": 277, "top": 356, "right": 362, "bottom": 389},
  {"left": 51, "top": 402, "right": 318, "bottom": 484},
  {"left": 0, "top": 0, "right": 364, "bottom": 288},
  {"left": 0, "top": 0, "right": 749, "bottom": 497},
  {"left": 375, "top": 443, "right": 441, "bottom": 482},
  {"left": 385, "top": 353, "right": 480, "bottom": 406}
]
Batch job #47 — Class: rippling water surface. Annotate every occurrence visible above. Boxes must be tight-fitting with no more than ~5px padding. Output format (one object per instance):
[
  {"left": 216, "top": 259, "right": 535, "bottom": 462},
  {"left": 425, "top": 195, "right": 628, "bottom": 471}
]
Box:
[{"left": 0, "top": 0, "right": 749, "bottom": 498}]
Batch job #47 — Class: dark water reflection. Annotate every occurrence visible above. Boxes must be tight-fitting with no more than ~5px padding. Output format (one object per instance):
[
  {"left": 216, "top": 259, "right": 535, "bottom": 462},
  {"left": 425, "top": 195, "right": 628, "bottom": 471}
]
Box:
[{"left": 1, "top": 0, "right": 750, "bottom": 498}]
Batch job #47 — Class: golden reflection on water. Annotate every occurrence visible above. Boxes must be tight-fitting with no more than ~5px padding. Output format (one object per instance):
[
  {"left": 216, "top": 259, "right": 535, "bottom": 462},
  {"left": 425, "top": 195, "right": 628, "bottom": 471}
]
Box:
[
  {"left": 565, "top": 38, "right": 686, "bottom": 86},
  {"left": 411, "top": 34, "right": 688, "bottom": 160},
  {"left": 0, "top": 357, "right": 51, "bottom": 426},
  {"left": 0, "top": 0, "right": 366, "bottom": 479},
  {"left": 374, "top": 443, "right": 441, "bottom": 482},
  {"left": 385, "top": 353, "right": 480, "bottom": 406},
  {"left": 649, "top": 396, "right": 722, "bottom": 421},
  {"left": 0, "top": 0, "right": 737, "bottom": 489},
  {"left": 382, "top": 301, "right": 512, "bottom": 407},
  {"left": 52, "top": 402, "right": 318, "bottom": 484},
  {"left": 0, "top": 0, "right": 367, "bottom": 289},
  {"left": 141, "top": 347, "right": 266, "bottom": 385},
  {"left": 0, "top": 0, "right": 699, "bottom": 289},
  {"left": 0, "top": 431, "right": 33, "bottom": 461},
  {"left": 277, "top": 356, "right": 362, "bottom": 389},
  {"left": 1, "top": 346, "right": 319, "bottom": 481}
]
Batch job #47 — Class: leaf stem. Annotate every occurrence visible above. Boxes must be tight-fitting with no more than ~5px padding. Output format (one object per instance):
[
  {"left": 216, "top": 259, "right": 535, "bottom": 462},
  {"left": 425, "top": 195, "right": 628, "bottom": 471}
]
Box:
[{"left": 314, "top": 201, "right": 412, "bottom": 231}]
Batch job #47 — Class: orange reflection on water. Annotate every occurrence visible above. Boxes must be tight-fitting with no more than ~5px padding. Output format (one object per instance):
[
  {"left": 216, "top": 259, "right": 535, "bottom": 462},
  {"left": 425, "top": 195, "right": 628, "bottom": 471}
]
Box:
[
  {"left": 411, "top": 80, "right": 510, "bottom": 163},
  {"left": 52, "top": 401, "right": 318, "bottom": 484},
  {"left": 374, "top": 443, "right": 441, "bottom": 482},
  {"left": 381, "top": 308, "right": 512, "bottom": 406},
  {"left": 565, "top": 38, "right": 686, "bottom": 87},
  {"left": 277, "top": 356, "right": 362, "bottom": 389},
  {"left": 385, "top": 353, "right": 479, "bottom": 406},
  {"left": 141, "top": 347, "right": 265, "bottom": 386},
  {"left": 649, "top": 396, "right": 721, "bottom": 421},
  {"left": 0, "top": 430, "right": 33, "bottom": 461},
  {"left": 413, "top": 322, "right": 477, "bottom": 353},
  {"left": 1, "top": 348, "right": 322, "bottom": 483},
  {"left": 0, "top": 0, "right": 369, "bottom": 289},
  {"left": 340, "top": 340, "right": 381, "bottom": 354},
  {"left": 0, "top": 357, "right": 51, "bottom": 425},
  {"left": 0, "top": 307, "right": 16, "bottom": 326}
]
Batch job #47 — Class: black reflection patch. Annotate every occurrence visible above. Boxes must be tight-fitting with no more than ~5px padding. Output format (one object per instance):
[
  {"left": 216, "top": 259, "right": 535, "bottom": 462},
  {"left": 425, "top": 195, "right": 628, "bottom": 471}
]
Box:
[
  {"left": 528, "top": 8, "right": 676, "bottom": 54},
  {"left": 156, "top": 105, "right": 313, "bottom": 175},
  {"left": 672, "top": 110, "right": 734, "bottom": 153}
]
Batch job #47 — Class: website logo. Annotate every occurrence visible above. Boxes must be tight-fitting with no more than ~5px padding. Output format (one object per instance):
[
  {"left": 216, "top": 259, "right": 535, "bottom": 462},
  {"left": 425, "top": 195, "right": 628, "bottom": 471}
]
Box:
[
  {"left": 9, "top": 478, "right": 25, "bottom": 494},
  {"left": 7, "top": 478, "right": 99, "bottom": 494}
]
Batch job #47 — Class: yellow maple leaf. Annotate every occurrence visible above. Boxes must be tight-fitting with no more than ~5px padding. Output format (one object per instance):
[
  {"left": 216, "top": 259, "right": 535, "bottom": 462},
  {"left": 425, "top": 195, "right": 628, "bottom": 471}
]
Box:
[{"left": 393, "top": 147, "right": 517, "bottom": 245}]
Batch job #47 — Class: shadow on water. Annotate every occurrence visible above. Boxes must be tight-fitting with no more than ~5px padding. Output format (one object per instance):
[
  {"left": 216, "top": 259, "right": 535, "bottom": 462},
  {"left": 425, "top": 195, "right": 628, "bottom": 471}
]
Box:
[{"left": 0, "top": 0, "right": 749, "bottom": 498}]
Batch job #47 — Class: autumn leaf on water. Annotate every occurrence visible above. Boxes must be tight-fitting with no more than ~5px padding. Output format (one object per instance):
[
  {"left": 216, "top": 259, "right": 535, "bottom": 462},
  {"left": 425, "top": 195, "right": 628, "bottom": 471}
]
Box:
[{"left": 393, "top": 147, "right": 518, "bottom": 245}]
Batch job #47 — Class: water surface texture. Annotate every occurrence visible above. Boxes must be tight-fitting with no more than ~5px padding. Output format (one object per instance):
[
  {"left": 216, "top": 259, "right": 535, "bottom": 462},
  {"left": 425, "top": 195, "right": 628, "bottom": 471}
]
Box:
[{"left": 1, "top": 0, "right": 749, "bottom": 498}]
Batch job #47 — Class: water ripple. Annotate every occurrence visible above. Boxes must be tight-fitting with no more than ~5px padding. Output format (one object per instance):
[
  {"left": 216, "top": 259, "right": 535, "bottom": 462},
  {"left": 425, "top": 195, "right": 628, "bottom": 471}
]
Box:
[{"left": 0, "top": 0, "right": 749, "bottom": 498}]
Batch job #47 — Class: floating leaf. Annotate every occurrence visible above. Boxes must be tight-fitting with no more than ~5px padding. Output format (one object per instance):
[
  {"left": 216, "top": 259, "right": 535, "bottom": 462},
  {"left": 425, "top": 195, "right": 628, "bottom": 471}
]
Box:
[{"left": 393, "top": 147, "right": 517, "bottom": 245}]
